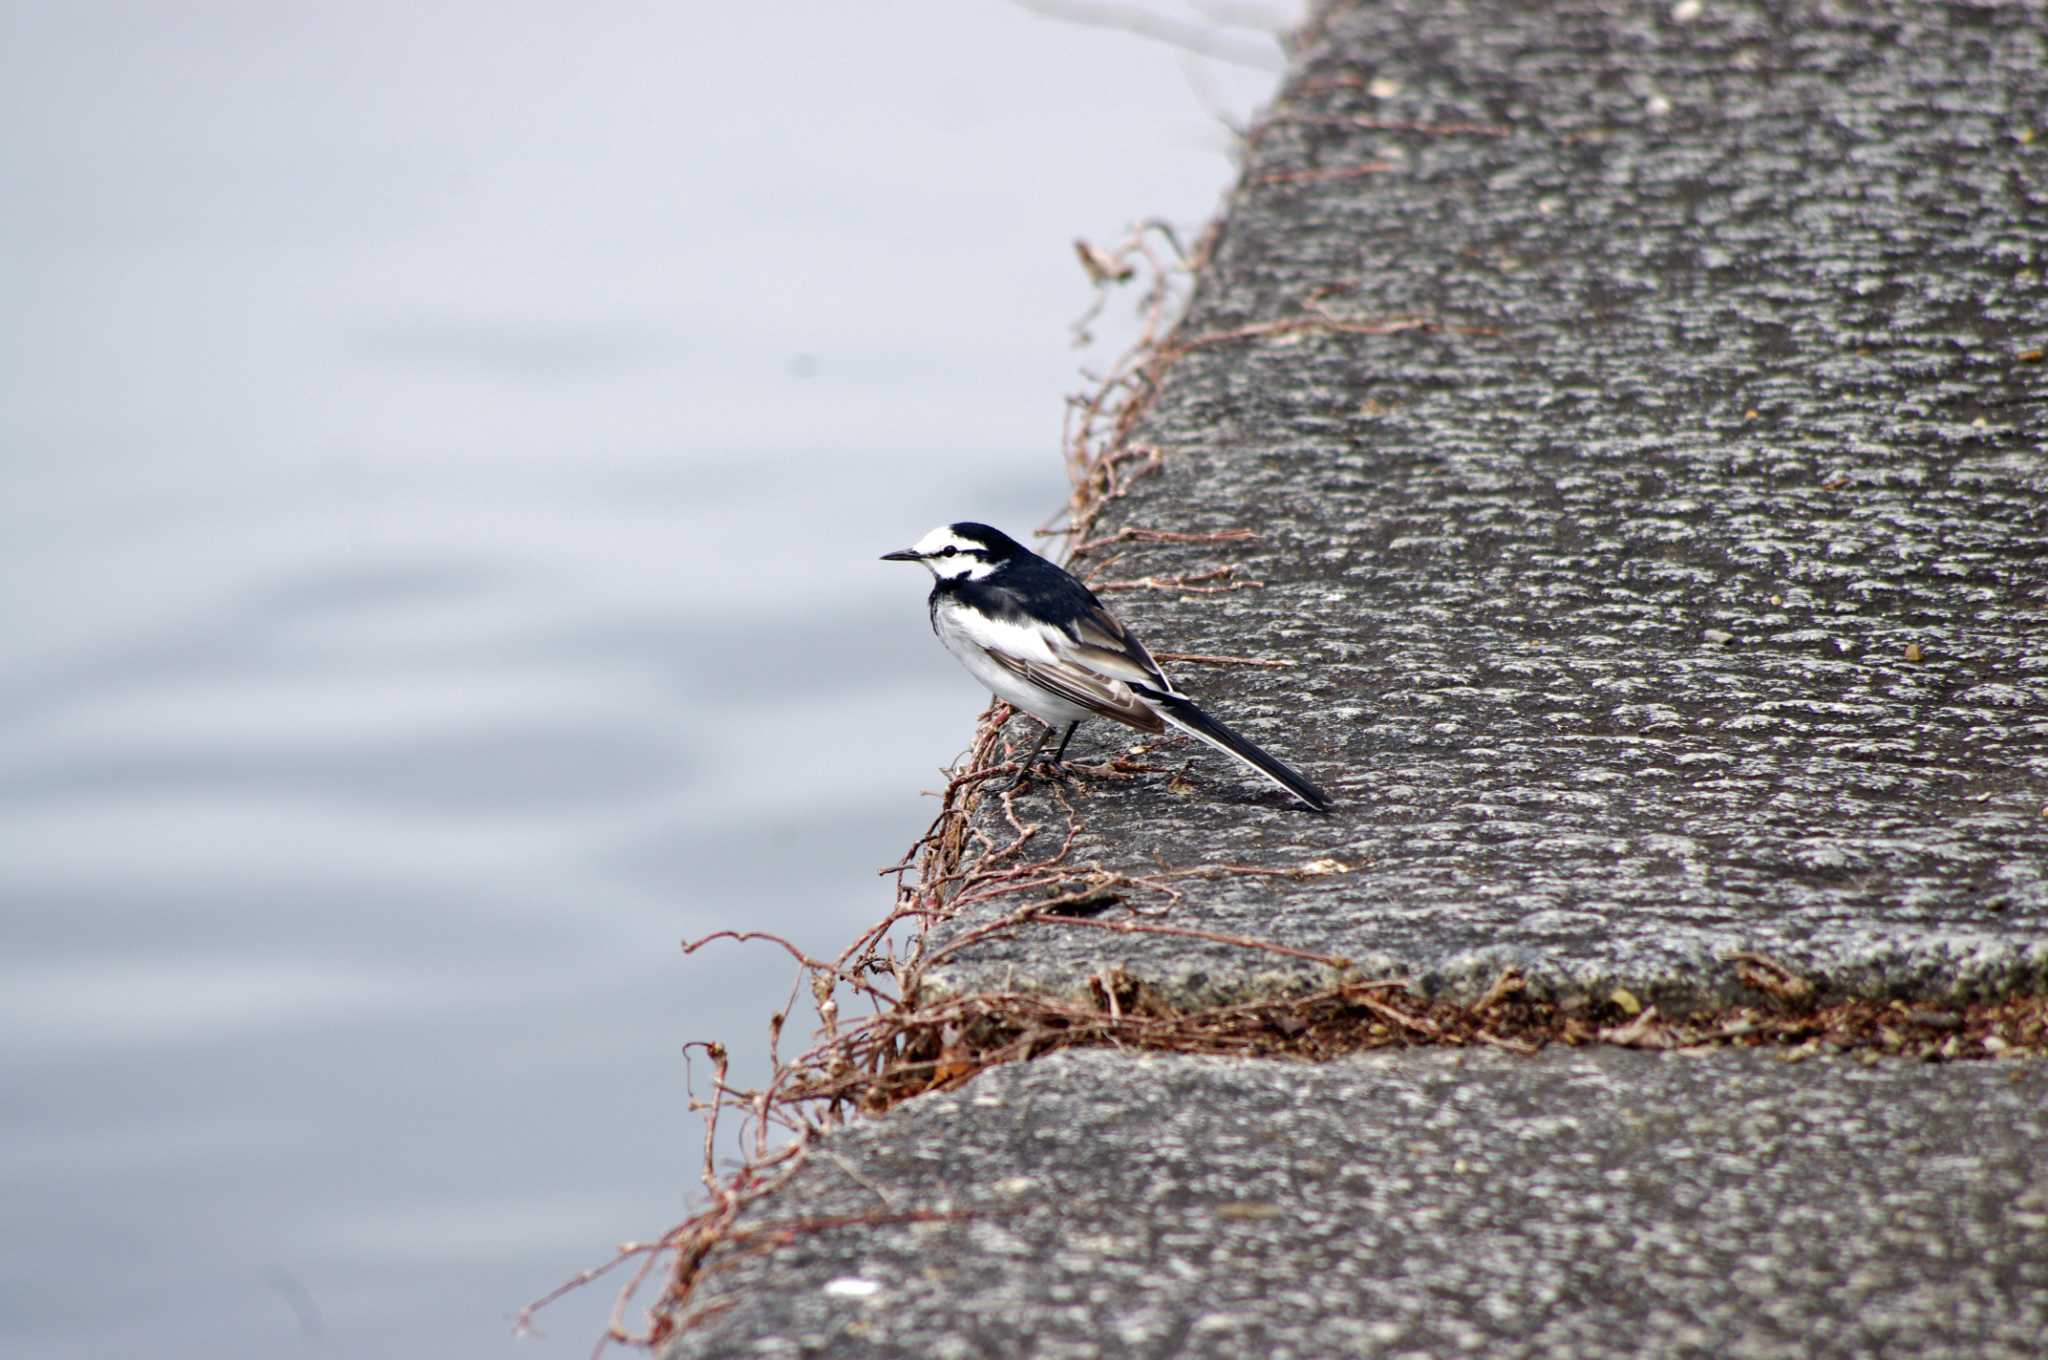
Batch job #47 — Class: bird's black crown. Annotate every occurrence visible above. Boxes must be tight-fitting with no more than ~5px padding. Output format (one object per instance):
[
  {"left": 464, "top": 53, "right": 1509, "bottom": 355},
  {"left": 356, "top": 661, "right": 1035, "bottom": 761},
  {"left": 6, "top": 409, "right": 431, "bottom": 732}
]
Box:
[{"left": 947, "top": 522, "right": 1024, "bottom": 560}]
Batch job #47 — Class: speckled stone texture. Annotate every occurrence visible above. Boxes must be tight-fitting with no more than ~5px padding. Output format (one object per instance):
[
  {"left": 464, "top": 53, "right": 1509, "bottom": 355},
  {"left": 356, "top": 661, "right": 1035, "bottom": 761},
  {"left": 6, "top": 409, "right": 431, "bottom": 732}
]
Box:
[
  {"left": 922, "top": 0, "right": 2048, "bottom": 1010},
  {"left": 665, "top": 1048, "right": 2048, "bottom": 1359}
]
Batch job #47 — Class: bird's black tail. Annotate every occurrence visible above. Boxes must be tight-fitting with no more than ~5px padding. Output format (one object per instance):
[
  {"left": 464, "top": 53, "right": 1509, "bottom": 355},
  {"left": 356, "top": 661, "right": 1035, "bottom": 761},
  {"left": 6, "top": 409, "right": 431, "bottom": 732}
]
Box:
[{"left": 1141, "top": 689, "right": 1331, "bottom": 813}]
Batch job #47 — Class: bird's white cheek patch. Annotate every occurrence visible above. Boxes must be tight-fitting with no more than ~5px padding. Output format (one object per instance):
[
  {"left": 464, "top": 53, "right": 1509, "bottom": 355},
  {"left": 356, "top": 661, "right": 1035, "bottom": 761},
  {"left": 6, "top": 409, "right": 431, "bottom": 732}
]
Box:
[{"left": 920, "top": 555, "right": 998, "bottom": 583}]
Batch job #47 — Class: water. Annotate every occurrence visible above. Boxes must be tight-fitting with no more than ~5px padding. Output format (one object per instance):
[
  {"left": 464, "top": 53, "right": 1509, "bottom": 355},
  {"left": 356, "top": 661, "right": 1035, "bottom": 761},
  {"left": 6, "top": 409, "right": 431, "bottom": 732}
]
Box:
[{"left": 0, "top": 3, "right": 1291, "bottom": 1355}]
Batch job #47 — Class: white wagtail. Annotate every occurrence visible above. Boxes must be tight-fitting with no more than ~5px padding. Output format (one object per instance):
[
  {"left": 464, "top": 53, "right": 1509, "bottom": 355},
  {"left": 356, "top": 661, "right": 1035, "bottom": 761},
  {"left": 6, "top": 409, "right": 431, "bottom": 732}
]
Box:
[{"left": 883, "top": 522, "right": 1331, "bottom": 812}]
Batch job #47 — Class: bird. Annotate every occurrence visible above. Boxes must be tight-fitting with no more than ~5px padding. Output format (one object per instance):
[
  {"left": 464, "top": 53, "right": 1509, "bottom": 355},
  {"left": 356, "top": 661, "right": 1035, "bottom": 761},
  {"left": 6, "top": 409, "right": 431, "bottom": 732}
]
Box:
[{"left": 882, "top": 521, "right": 1330, "bottom": 812}]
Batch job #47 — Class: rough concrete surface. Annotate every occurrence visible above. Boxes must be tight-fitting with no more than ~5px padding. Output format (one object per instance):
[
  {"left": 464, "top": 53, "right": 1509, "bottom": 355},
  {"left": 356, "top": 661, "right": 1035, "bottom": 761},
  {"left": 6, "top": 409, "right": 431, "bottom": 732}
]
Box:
[
  {"left": 667, "top": 1048, "right": 2048, "bottom": 1359},
  {"left": 921, "top": 0, "right": 2048, "bottom": 1010}
]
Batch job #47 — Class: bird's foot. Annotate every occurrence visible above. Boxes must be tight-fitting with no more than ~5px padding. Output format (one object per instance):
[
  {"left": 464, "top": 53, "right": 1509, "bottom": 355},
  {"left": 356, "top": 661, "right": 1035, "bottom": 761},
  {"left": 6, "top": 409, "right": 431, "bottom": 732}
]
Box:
[{"left": 1003, "top": 757, "right": 1074, "bottom": 793}]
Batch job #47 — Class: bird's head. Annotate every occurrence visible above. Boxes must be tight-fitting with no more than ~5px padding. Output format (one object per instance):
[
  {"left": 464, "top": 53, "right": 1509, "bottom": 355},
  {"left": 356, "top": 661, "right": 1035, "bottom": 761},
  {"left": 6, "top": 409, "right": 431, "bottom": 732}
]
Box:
[{"left": 880, "top": 522, "right": 1022, "bottom": 581}]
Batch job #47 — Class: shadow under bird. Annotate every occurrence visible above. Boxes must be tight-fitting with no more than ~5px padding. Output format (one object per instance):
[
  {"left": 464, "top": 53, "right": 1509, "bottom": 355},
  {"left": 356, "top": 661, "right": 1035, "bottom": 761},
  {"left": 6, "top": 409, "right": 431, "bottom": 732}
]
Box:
[{"left": 882, "top": 522, "right": 1331, "bottom": 812}]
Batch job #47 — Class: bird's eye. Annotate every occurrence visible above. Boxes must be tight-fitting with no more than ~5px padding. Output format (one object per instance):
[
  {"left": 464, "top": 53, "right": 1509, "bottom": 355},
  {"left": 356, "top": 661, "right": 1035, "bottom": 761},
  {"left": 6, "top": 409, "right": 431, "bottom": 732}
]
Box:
[{"left": 939, "top": 546, "right": 957, "bottom": 557}]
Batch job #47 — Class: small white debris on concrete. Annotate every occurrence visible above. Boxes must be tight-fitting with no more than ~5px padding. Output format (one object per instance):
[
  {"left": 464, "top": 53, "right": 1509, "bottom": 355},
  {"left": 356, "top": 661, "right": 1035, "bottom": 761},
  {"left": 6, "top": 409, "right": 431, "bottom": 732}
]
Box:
[{"left": 822, "top": 1278, "right": 881, "bottom": 1299}]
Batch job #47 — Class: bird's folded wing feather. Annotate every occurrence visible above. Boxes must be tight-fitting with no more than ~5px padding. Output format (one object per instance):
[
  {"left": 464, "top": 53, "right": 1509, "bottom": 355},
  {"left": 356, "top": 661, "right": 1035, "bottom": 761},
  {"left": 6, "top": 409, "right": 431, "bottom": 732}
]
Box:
[
  {"left": 982, "top": 643, "right": 1165, "bottom": 731},
  {"left": 1063, "top": 601, "right": 1173, "bottom": 691}
]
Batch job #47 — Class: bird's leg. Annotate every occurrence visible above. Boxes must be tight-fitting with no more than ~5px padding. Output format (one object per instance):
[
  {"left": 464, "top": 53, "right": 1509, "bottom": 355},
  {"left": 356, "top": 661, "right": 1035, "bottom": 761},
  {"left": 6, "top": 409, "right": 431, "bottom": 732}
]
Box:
[
  {"left": 1004, "top": 721, "right": 1083, "bottom": 791},
  {"left": 1002, "top": 723, "right": 1057, "bottom": 791}
]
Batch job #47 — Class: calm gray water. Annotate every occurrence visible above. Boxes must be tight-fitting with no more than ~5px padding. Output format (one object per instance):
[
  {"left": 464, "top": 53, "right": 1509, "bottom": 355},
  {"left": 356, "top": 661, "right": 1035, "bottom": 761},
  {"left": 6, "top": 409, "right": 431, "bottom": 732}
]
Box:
[{"left": 0, "top": 3, "right": 1290, "bottom": 1356}]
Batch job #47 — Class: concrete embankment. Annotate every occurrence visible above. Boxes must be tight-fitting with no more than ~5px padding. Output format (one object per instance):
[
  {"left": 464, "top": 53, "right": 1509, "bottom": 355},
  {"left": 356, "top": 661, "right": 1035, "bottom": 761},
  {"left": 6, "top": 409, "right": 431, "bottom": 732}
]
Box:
[{"left": 662, "top": 2, "right": 2047, "bottom": 1354}]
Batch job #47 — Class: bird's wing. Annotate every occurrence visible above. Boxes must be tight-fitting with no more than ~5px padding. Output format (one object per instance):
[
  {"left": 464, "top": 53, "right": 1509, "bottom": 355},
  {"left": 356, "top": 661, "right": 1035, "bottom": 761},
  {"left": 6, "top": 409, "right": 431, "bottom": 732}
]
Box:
[
  {"left": 1060, "top": 597, "right": 1175, "bottom": 693},
  {"left": 948, "top": 566, "right": 1175, "bottom": 732},
  {"left": 982, "top": 590, "right": 1176, "bottom": 730},
  {"left": 982, "top": 644, "right": 1164, "bottom": 732}
]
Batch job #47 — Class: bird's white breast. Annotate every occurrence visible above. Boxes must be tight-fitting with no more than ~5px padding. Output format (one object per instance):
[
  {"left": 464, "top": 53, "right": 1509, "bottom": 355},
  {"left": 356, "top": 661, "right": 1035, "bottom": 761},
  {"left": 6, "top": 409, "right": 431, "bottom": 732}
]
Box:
[{"left": 931, "top": 598, "right": 1096, "bottom": 726}]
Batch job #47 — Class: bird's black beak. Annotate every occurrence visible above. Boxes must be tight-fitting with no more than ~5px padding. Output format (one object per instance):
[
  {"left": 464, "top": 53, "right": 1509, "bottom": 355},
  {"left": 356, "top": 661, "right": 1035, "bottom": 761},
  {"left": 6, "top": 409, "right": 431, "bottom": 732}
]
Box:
[{"left": 879, "top": 549, "right": 922, "bottom": 562}]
